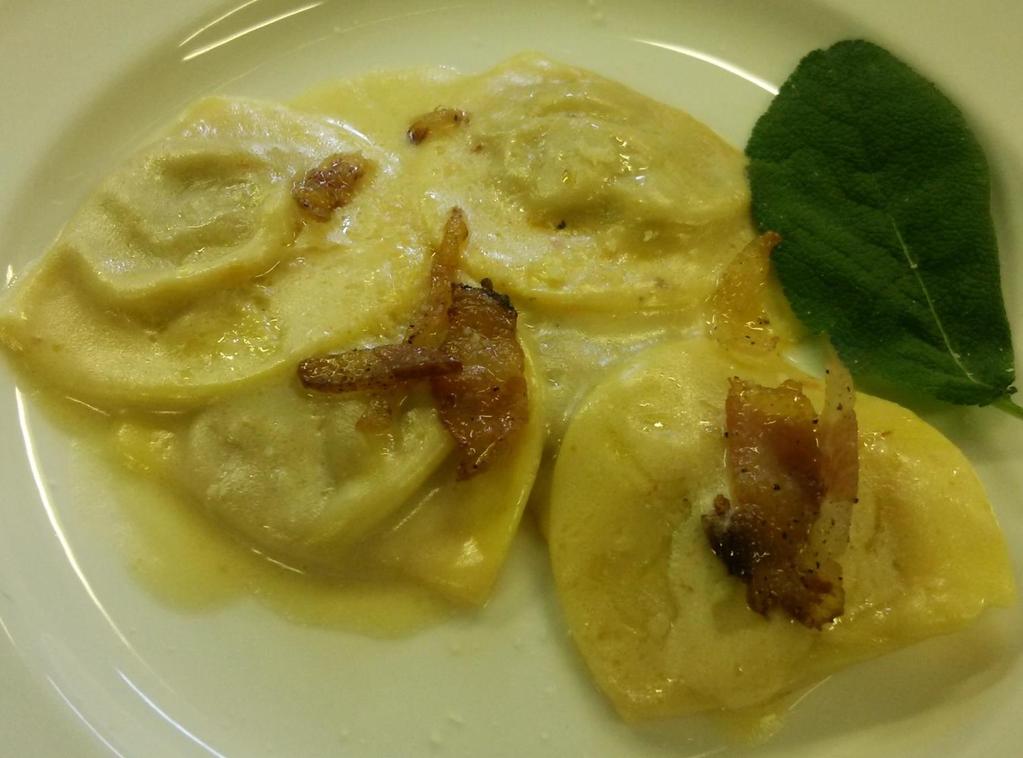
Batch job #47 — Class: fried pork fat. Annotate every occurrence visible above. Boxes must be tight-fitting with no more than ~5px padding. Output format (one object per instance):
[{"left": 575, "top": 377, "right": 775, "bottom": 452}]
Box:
[
  {"left": 703, "top": 358, "right": 858, "bottom": 629},
  {"left": 297, "top": 208, "right": 527, "bottom": 478},
  {"left": 432, "top": 282, "right": 528, "bottom": 479},
  {"left": 297, "top": 208, "right": 469, "bottom": 392},
  {"left": 292, "top": 152, "right": 372, "bottom": 221},
  {"left": 406, "top": 107, "right": 470, "bottom": 145},
  {"left": 297, "top": 345, "right": 461, "bottom": 392},
  {"left": 708, "top": 232, "right": 781, "bottom": 352},
  {"left": 407, "top": 207, "right": 468, "bottom": 347}
]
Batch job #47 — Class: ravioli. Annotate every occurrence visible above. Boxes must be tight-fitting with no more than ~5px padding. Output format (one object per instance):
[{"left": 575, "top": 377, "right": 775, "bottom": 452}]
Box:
[
  {"left": 116, "top": 387, "right": 452, "bottom": 567},
  {"left": 548, "top": 337, "right": 1014, "bottom": 718},
  {"left": 63, "top": 98, "right": 381, "bottom": 306},
  {"left": 116, "top": 336, "right": 543, "bottom": 604},
  {"left": 297, "top": 56, "right": 754, "bottom": 312},
  {"left": 0, "top": 97, "right": 426, "bottom": 405},
  {"left": 406, "top": 55, "right": 756, "bottom": 311}
]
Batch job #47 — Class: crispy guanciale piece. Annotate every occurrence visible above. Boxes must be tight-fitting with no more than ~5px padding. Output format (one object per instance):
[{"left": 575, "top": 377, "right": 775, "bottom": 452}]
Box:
[
  {"left": 703, "top": 360, "right": 858, "bottom": 629},
  {"left": 406, "top": 107, "right": 470, "bottom": 145},
  {"left": 431, "top": 281, "right": 528, "bottom": 479},
  {"left": 296, "top": 208, "right": 527, "bottom": 475},
  {"left": 355, "top": 206, "right": 467, "bottom": 426},
  {"left": 810, "top": 357, "right": 858, "bottom": 566},
  {"left": 296, "top": 207, "right": 467, "bottom": 405},
  {"left": 297, "top": 344, "right": 461, "bottom": 392},
  {"left": 292, "top": 152, "right": 372, "bottom": 220},
  {"left": 406, "top": 207, "right": 469, "bottom": 347},
  {"left": 708, "top": 231, "right": 781, "bottom": 352}
]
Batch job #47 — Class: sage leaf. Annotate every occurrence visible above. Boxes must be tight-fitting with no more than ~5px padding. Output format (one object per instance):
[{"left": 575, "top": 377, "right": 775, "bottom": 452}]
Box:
[{"left": 746, "top": 39, "right": 1017, "bottom": 408}]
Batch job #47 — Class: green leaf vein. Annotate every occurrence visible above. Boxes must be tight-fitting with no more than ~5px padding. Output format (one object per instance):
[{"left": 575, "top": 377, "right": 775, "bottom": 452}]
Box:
[{"left": 887, "top": 216, "right": 984, "bottom": 388}]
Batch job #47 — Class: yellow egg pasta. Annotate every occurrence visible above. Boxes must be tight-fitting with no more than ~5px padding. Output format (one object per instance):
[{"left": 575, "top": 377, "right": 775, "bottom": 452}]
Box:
[{"left": 549, "top": 338, "right": 1014, "bottom": 719}]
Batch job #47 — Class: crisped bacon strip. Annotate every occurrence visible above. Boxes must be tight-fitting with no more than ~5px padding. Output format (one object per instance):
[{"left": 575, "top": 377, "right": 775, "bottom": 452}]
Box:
[
  {"left": 819, "top": 357, "right": 858, "bottom": 503},
  {"left": 703, "top": 363, "right": 858, "bottom": 629},
  {"left": 296, "top": 209, "right": 528, "bottom": 479},
  {"left": 809, "top": 357, "right": 858, "bottom": 575},
  {"left": 297, "top": 207, "right": 466, "bottom": 396},
  {"left": 430, "top": 281, "right": 528, "bottom": 479},
  {"left": 298, "top": 344, "right": 461, "bottom": 392},
  {"left": 293, "top": 152, "right": 372, "bottom": 221},
  {"left": 406, "top": 107, "right": 470, "bottom": 145},
  {"left": 407, "top": 207, "right": 468, "bottom": 347},
  {"left": 297, "top": 207, "right": 467, "bottom": 423},
  {"left": 708, "top": 232, "right": 782, "bottom": 352}
]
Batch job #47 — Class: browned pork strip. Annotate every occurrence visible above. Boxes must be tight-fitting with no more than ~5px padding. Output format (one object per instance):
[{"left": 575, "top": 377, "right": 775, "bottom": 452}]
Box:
[
  {"left": 703, "top": 361, "right": 858, "bottom": 629},
  {"left": 819, "top": 358, "right": 858, "bottom": 504},
  {"left": 297, "top": 209, "right": 527, "bottom": 478},
  {"left": 297, "top": 207, "right": 467, "bottom": 397},
  {"left": 406, "top": 107, "right": 470, "bottom": 145},
  {"left": 293, "top": 152, "right": 372, "bottom": 220},
  {"left": 708, "top": 232, "right": 782, "bottom": 352},
  {"left": 406, "top": 207, "right": 468, "bottom": 347},
  {"left": 430, "top": 281, "right": 528, "bottom": 479},
  {"left": 298, "top": 344, "right": 461, "bottom": 392},
  {"left": 808, "top": 357, "right": 858, "bottom": 582}
]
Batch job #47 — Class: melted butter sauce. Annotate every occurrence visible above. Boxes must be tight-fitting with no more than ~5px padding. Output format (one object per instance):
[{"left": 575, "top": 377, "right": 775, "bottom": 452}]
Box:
[
  {"left": 36, "top": 387, "right": 453, "bottom": 638},
  {"left": 102, "top": 460, "right": 452, "bottom": 636}
]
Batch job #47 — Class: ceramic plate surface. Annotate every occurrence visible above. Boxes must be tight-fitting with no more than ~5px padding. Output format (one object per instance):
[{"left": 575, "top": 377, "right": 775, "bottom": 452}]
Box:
[{"left": 1, "top": 1, "right": 1022, "bottom": 755}]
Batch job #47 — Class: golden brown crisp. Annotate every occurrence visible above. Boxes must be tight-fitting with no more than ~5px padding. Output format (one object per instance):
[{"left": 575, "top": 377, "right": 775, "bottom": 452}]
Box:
[
  {"left": 292, "top": 152, "right": 372, "bottom": 220},
  {"left": 708, "top": 231, "right": 781, "bottom": 352},
  {"left": 703, "top": 361, "right": 858, "bottom": 629},
  {"left": 406, "top": 107, "right": 470, "bottom": 145},
  {"left": 296, "top": 207, "right": 527, "bottom": 476},
  {"left": 297, "top": 208, "right": 467, "bottom": 394},
  {"left": 297, "top": 344, "right": 461, "bottom": 392},
  {"left": 407, "top": 207, "right": 468, "bottom": 347},
  {"left": 808, "top": 357, "right": 858, "bottom": 571},
  {"left": 431, "top": 282, "right": 528, "bottom": 479}
]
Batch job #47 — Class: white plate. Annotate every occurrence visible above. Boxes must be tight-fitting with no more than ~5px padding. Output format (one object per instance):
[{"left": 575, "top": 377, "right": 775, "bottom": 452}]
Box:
[{"left": 2, "top": 1, "right": 1022, "bottom": 756}]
